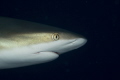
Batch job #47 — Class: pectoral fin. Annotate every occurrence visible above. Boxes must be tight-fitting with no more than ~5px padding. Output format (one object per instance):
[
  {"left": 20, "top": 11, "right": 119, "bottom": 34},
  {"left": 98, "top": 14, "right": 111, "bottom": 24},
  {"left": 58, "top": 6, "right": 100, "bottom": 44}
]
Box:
[{"left": 0, "top": 51, "right": 59, "bottom": 69}]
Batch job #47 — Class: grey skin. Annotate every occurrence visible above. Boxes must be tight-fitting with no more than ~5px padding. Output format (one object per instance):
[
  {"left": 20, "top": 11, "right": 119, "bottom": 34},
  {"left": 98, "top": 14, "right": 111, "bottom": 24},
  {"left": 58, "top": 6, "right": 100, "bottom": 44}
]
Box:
[{"left": 0, "top": 17, "right": 87, "bottom": 69}]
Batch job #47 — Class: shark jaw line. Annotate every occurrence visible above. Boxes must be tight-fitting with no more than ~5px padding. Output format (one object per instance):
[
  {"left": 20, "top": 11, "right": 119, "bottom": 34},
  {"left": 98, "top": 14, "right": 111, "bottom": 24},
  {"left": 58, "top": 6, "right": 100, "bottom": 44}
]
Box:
[
  {"left": 33, "top": 39, "right": 78, "bottom": 55},
  {"left": 37, "top": 38, "right": 86, "bottom": 55}
]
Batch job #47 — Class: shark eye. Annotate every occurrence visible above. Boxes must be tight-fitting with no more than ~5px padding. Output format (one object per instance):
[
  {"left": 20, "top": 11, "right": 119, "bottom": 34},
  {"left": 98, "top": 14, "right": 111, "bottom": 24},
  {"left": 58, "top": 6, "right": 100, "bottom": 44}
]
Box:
[{"left": 52, "top": 33, "right": 60, "bottom": 41}]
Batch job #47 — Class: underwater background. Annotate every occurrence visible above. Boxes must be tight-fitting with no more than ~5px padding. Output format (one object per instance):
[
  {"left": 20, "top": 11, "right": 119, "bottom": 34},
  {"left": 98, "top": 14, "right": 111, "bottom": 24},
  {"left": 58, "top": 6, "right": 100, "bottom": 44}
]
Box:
[{"left": 0, "top": 0, "right": 119, "bottom": 80}]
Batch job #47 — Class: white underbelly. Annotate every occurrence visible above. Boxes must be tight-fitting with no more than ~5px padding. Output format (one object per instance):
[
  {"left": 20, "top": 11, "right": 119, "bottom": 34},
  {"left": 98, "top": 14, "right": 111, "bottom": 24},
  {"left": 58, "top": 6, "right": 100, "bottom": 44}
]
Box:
[{"left": 0, "top": 46, "right": 59, "bottom": 69}]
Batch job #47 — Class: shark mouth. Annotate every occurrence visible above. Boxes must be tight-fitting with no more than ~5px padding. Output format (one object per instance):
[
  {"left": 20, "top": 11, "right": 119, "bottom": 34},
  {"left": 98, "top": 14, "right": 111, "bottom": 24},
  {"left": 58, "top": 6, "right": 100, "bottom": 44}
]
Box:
[
  {"left": 53, "top": 52, "right": 59, "bottom": 54},
  {"left": 34, "top": 51, "right": 60, "bottom": 55}
]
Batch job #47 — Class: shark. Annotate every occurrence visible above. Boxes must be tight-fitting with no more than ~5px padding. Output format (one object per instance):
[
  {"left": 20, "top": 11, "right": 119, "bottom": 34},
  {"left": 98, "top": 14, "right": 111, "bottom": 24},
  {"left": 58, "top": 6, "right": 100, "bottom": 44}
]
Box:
[{"left": 0, "top": 17, "right": 87, "bottom": 69}]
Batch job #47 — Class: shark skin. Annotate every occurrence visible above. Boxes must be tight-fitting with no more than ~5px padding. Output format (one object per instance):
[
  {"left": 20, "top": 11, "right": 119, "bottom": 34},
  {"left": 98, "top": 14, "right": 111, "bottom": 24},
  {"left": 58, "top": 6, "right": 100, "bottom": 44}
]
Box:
[{"left": 0, "top": 17, "right": 87, "bottom": 69}]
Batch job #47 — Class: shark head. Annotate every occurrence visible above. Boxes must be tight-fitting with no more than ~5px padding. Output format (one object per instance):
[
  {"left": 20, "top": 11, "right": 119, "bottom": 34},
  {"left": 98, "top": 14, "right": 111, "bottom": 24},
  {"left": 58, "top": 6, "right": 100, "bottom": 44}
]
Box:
[
  {"left": 33, "top": 32, "right": 87, "bottom": 54},
  {"left": 0, "top": 17, "right": 87, "bottom": 69}
]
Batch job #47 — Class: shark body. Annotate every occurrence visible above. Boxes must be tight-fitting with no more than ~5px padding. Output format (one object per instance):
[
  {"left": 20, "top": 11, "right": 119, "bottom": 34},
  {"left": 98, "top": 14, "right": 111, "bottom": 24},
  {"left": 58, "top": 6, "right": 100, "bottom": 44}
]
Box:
[{"left": 0, "top": 17, "right": 87, "bottom": 69}]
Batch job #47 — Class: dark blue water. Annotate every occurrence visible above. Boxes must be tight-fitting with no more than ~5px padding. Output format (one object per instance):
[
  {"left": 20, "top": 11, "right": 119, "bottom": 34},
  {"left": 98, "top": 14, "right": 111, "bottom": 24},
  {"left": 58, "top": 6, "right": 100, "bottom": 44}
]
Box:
[{"left": 0, "top": 0, "right": 119, "bottom": 80}]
